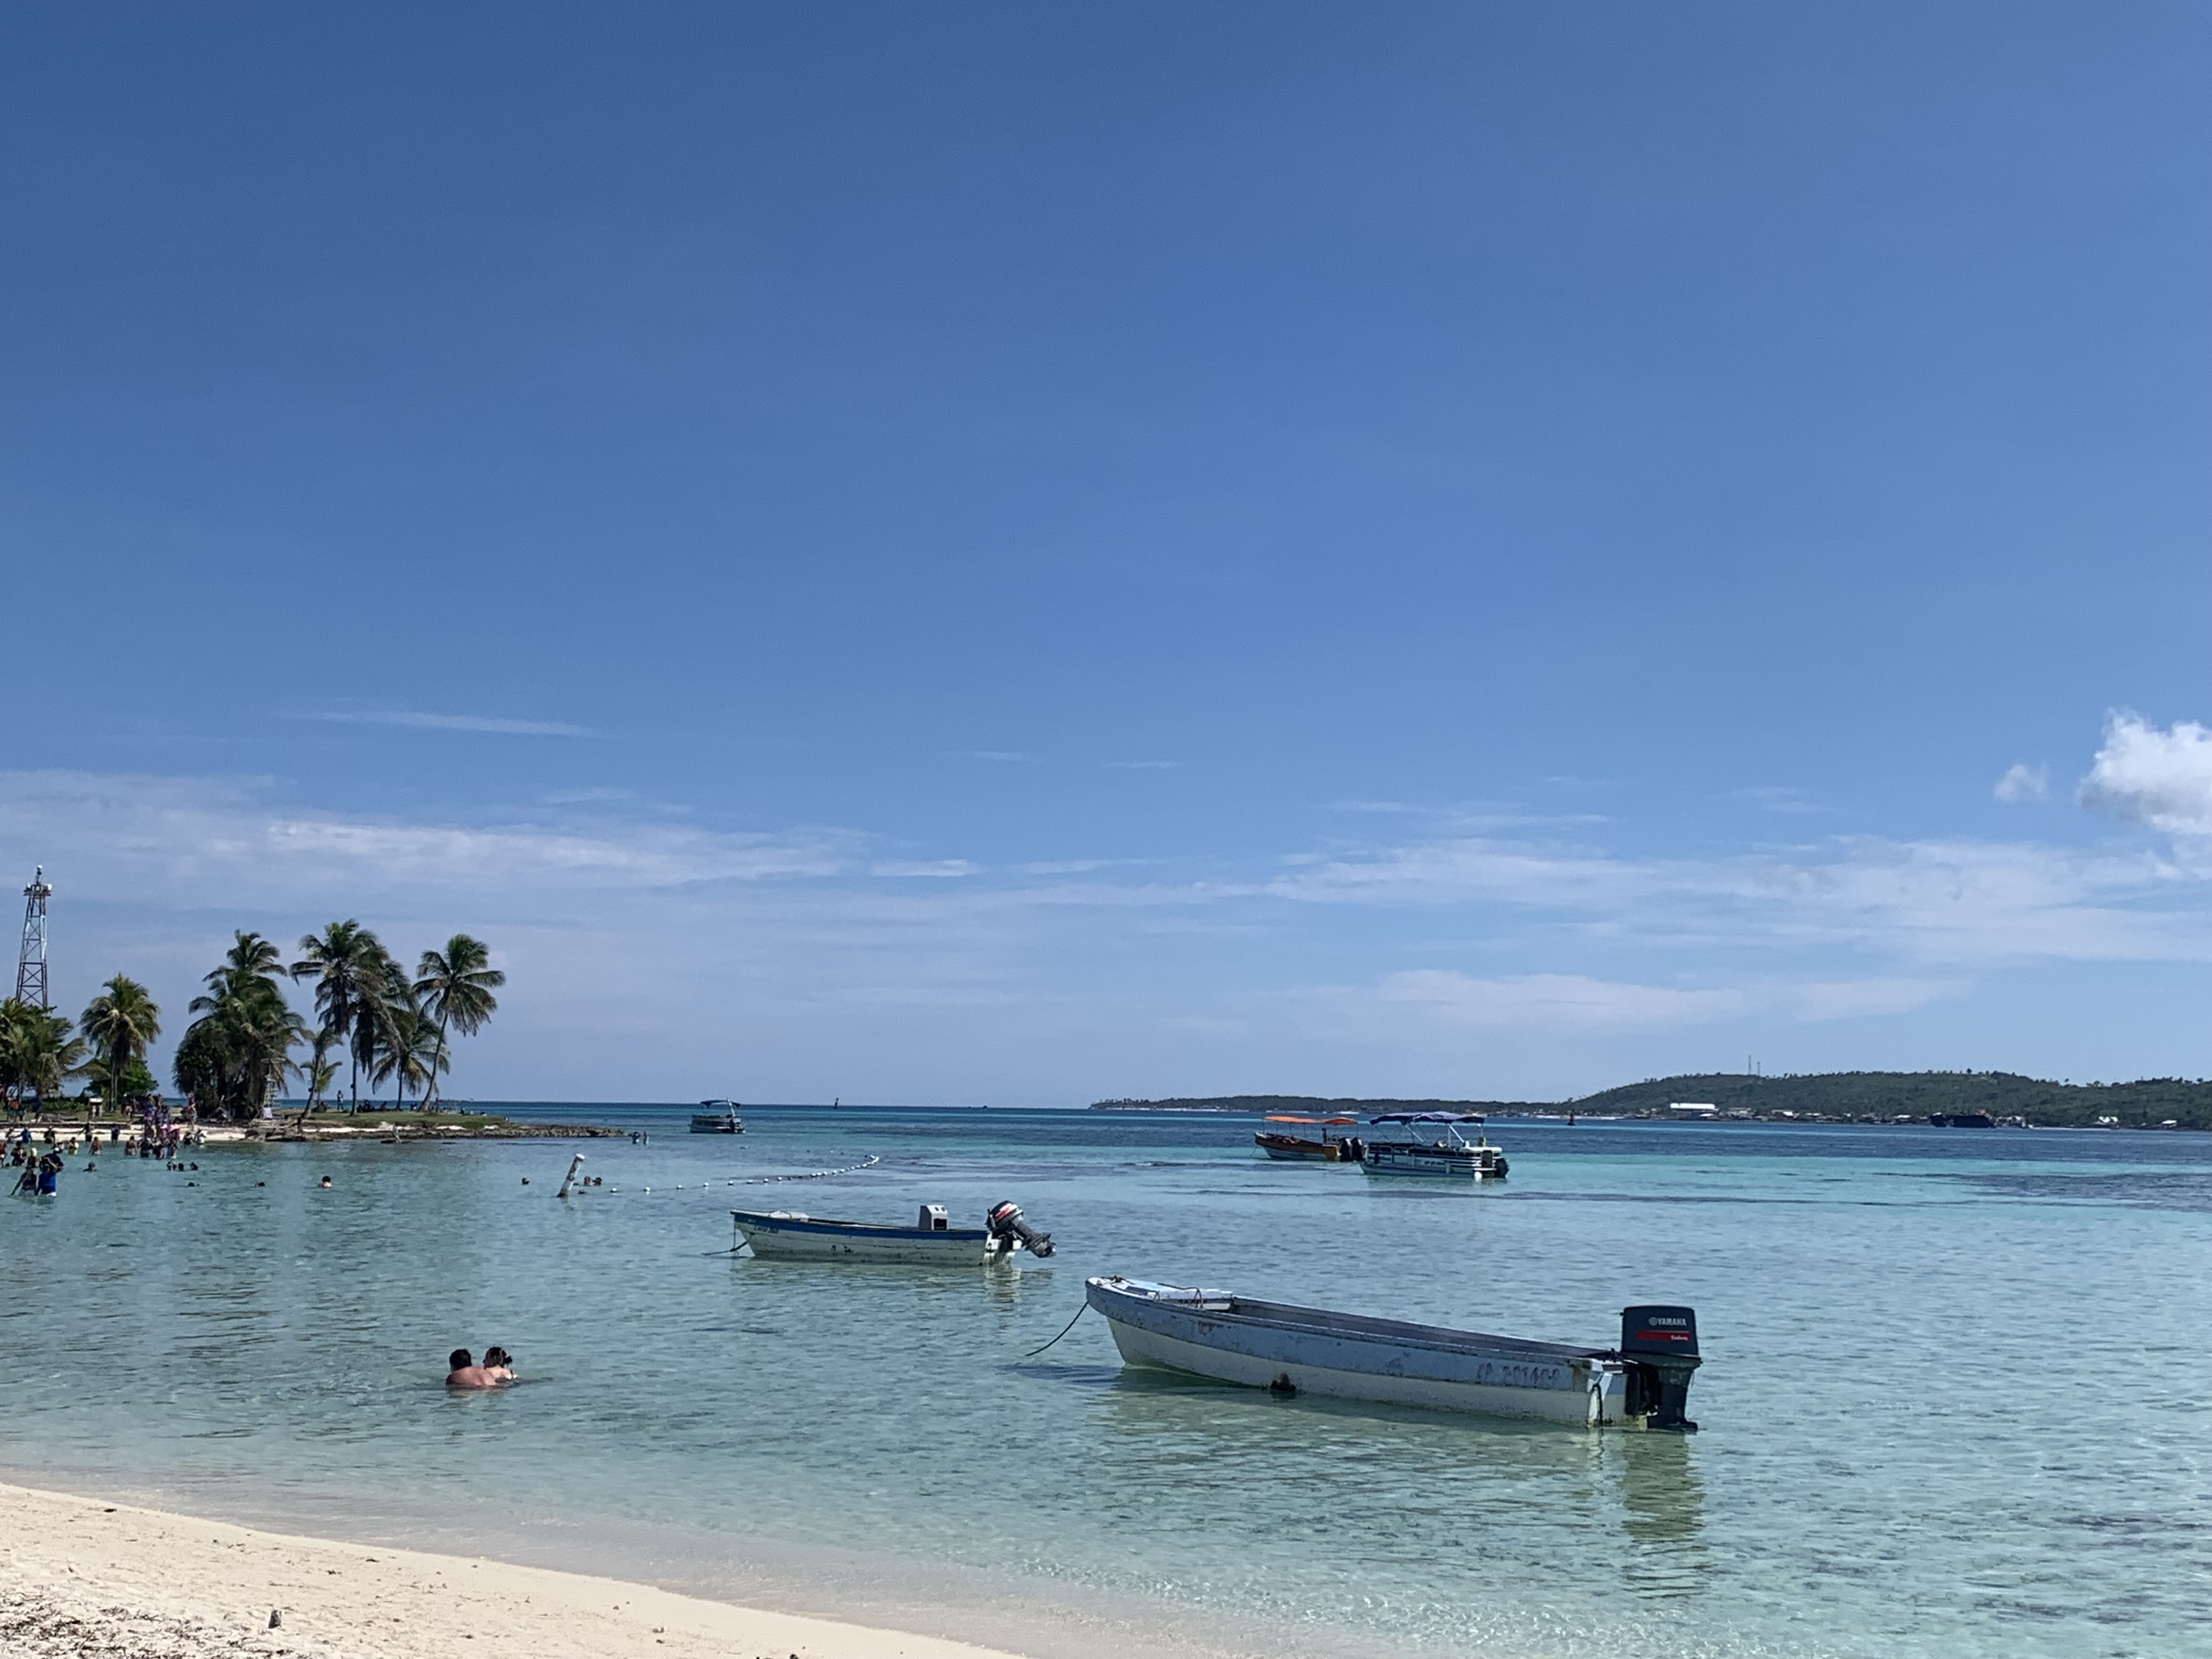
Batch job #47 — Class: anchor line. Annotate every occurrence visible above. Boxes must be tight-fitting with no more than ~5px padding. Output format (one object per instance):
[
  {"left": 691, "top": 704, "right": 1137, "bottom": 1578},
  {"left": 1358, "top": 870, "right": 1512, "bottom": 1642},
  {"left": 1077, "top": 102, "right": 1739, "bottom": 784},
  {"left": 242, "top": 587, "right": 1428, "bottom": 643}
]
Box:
[
  {"left": 573, "top": 1154, "right": 882, "bottom": 1198},
  {"left": 1019, "top": 1302, "right": 1091, "bottom": 1359}
]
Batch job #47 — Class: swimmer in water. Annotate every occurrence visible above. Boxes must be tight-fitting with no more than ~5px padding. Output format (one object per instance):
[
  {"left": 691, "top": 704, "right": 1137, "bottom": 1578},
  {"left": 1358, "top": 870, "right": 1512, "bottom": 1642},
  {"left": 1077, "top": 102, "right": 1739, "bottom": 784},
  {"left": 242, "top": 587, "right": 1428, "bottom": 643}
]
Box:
[
  {"left": 481, "top": 1346, "right": 516, "bottom": 1381},
  {"left": 445, "top": 1348, "right": 500, "bottom": 1389},
  {"left": 318, "top": 1176, "right": 333, "bottom": 1188}
]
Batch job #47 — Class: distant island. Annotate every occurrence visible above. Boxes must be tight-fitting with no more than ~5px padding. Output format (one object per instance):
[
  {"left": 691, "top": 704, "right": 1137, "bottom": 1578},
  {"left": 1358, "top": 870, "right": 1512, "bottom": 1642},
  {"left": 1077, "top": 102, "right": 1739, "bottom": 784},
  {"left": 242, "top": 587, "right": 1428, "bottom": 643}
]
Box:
[
  {"left": 1091, "top": 1095, "right": 1514, "bottom": 1116},
  {"left": 1092, "top": 1071, "right": 2212, "bottom": 1131}
]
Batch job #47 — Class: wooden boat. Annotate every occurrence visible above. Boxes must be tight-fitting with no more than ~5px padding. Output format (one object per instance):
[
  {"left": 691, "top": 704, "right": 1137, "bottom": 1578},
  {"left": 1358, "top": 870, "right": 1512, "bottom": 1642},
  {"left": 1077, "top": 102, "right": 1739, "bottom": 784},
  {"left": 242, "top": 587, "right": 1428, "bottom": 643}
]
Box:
[
  {"left": 1359, "top": 1114, "right": 1506, "bottom": 1179},
  {"left": 1252, "top": 1114, "right": 1358, "bottom": 1161},
  {"left": 1085, "top": 1277, "right": 1701, "bottom": 1429},
  {"left": 690, "top": 1099, "right": 744, "bottom": 1133},
  {"left": 731, "top": 1201, "right": 1053, "bottom": 1265}
]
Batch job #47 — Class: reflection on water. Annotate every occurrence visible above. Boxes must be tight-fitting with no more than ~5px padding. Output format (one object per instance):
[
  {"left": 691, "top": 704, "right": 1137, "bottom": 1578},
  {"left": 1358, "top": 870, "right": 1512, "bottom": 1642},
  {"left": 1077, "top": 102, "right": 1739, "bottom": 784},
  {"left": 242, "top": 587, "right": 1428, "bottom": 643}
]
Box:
[
  {"left": 1617, "top": 1434, "right": 1708, "bottom": 1596},
  {"left": 2, "top": 1108, "right": 2208, "bottom": 1659}
]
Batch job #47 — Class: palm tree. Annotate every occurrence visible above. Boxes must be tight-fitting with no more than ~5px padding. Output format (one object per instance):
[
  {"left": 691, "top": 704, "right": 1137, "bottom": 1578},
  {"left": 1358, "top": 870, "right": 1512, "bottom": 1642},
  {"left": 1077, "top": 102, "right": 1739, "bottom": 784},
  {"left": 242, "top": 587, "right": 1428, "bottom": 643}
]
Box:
[
  {"left": 414, "top": 935, "right": 503, "bottom": 1107},
  {"left": 0, "top": 999, "right": 86, "bottom": 1113},
  {"left": 371, "top": 1000, "right": 448, "bottom": 1108},
  {"left": 180, "top": 936, "right": 306, "bottom": 1123},
  {"left": 81, "top": 977, "right": 161, "bottom": 1111},
  {"left": 292, "top": 921, "right": 385, "bottom": 1112}
]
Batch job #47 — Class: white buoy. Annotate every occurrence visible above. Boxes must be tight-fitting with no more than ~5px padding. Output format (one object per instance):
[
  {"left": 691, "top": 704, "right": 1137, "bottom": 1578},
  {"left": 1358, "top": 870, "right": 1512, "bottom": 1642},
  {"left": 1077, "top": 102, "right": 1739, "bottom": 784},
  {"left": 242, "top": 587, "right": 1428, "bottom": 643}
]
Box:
[{"left": 556, "top": 1153, "right": 585, "bottom": 1199}]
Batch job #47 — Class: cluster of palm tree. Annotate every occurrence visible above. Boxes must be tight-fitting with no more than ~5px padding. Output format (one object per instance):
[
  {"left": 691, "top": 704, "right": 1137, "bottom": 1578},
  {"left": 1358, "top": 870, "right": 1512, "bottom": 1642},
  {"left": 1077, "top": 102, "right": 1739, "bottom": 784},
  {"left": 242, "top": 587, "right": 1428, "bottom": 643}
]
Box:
[
  {"left": 0, "top": 921, "right": 503, "bottom": 1124},
  {"left": 0, "top": 997, "right": 88, "bottom": 1108},
  {"left": 173, "top": 933, "right": 302, "bottom": 1121},
  {"left": 287, "top": 922, "right": 503, "bottom": 1113}
]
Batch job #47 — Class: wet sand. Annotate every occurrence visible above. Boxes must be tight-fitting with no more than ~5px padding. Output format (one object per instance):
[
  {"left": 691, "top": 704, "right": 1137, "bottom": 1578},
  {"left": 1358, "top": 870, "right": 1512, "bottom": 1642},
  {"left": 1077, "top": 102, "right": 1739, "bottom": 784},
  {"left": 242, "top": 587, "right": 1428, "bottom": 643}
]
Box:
[{"left": 0, "top": 1481, "right": 1029, "bottom": 1659}]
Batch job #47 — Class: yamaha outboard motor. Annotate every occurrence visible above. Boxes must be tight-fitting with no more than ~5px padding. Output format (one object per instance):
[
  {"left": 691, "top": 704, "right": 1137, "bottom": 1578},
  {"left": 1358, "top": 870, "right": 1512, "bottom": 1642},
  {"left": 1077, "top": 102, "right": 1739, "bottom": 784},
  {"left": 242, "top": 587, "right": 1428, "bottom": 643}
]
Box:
[
  {"left": 1620, "top": 1305, "right": 1701, "bottom": 1432},
  {"left": 986, "top": 1201, "right": 1054, "bottom": 1258}
]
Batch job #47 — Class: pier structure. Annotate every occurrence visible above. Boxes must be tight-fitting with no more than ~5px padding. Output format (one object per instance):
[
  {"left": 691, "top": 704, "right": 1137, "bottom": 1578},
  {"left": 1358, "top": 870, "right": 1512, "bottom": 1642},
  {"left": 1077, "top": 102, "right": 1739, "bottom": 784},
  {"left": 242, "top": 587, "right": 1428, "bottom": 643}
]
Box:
[{"left": 15, "top": 867, "right": 51, "bottom": 1008}]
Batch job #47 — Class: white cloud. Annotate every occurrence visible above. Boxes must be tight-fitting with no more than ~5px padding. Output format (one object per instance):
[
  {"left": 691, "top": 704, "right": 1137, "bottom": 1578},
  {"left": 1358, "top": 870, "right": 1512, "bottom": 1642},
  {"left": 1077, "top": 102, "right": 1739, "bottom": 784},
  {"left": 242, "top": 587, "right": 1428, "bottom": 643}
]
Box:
[
  {"left": 1733, "top": 786, "right": 1826, "bottom": 815},
  {"left": 2078, "top": 712, "right": 2212, "bottom": 834},
  {"left": 1307, "top": 969, "right": 1962, "bottom": 1040},
  {"left": 1994, "top": 763, "right": 2049, "bottom": 803},
  {"left": 316, "top": 711, "right": 591, "bottom": 736},
  {"left": 870, "top": 860, "right": 979, "bottom": 878}
]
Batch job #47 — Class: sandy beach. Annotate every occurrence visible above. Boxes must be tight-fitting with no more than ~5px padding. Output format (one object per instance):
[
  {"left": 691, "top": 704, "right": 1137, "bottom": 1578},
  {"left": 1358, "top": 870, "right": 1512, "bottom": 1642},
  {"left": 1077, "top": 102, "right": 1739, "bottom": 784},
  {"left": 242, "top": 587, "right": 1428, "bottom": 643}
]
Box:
[{"left": 0, "top": 1482, "right": 1028, "bottom": 1659}]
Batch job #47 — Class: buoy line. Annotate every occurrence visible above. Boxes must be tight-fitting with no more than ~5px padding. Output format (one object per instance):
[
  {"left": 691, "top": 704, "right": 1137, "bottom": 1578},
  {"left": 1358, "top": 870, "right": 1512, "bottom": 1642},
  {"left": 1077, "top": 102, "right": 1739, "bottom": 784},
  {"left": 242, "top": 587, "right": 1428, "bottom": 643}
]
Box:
[{"left": 564, "top": 1154, "right": 881, "bottom": 1197}]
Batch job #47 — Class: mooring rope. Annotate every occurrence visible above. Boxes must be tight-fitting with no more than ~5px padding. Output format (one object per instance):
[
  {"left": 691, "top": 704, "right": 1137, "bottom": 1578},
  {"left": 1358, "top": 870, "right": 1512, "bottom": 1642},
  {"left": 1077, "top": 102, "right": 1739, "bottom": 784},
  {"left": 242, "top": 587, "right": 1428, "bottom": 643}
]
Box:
[
  {"left": 1019, "top": 1301, "right": 1091, "bottom": 1359},
  {"left": 570, "top": 1154, "right": 881, "bottom": 1197}
]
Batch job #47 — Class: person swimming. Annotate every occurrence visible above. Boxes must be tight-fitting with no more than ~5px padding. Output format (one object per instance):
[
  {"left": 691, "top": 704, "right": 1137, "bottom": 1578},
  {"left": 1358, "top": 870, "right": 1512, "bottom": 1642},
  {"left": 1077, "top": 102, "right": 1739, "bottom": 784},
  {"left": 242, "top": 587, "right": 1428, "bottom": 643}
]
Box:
[
  {"left": 481, "top": 1346, "right": 516, "bottom": 1381},
  {"left": 445, "top": 1348, "right": 500, "bottom": 1389}
]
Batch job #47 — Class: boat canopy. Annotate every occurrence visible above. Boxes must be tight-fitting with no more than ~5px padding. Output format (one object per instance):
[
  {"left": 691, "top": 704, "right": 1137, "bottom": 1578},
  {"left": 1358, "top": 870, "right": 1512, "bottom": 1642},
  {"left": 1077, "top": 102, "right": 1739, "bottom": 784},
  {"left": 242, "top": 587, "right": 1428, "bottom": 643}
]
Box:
[
  {"left": 1263, "top": 1114, "right": 1357, "bottom": 1125},
  {"left": 1368, "top": 1111, "right": 1485, "bottom": 1125}
]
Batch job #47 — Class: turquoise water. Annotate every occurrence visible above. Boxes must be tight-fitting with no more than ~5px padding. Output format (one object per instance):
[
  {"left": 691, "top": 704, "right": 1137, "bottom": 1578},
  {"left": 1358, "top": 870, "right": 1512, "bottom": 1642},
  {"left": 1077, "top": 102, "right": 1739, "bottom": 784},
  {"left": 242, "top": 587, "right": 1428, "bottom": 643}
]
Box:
[{"left": 3, "top": 1107, "right": 2208, "bottom": 1658}]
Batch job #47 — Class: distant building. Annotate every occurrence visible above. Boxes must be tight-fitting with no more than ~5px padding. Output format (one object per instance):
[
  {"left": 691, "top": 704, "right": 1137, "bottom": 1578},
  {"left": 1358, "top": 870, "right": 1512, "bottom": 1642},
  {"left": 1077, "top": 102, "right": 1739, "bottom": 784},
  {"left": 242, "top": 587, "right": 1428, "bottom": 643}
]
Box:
[{"left": 1668, "top": 1102, "right": 1719, "bottom": 1116}]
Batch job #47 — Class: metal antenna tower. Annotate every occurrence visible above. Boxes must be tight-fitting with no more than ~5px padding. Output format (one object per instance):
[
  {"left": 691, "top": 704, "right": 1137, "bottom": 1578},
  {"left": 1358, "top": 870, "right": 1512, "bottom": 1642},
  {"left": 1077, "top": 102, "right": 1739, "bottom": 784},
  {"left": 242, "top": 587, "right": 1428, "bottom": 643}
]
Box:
[{"left": 15, "top": 867, "right": 51, "bottom": 1008}]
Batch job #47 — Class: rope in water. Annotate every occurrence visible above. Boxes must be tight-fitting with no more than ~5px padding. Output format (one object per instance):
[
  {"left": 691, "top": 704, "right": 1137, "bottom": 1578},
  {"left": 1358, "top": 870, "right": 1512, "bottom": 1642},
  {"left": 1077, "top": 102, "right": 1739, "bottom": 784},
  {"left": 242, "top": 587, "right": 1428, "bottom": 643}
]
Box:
[
  {"left": 1019, "top": 1302, "right": 1091, "bottom": 1359},
  {"left": 574, "top": 1154, "right": 881, "bottom": 1197}
]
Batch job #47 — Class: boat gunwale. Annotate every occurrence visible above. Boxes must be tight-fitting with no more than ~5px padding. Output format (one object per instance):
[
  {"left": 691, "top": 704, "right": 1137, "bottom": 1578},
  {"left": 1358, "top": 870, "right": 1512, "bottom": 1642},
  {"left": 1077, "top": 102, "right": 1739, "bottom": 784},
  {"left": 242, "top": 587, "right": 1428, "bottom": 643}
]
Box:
[
  {"left": 732, "top": 1208, "right": 990, "bottom": 1242},
  {"left": 1087, "top": 1278, "right": 1608, "bottom": 1365}
]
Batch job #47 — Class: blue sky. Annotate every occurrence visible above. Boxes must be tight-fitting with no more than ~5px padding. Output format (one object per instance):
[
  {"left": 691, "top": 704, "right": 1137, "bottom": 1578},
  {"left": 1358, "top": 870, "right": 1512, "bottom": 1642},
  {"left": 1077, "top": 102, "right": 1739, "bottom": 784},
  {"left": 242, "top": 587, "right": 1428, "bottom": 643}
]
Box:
[{"left": 4, "top": 3, "right": 2209, "bottom": 1103}]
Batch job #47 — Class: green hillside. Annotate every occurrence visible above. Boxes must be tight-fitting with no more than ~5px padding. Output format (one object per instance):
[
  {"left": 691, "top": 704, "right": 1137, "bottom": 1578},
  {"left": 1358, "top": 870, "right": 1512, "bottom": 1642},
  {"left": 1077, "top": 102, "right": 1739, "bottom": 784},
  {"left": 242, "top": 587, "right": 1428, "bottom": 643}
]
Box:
[
  {"left": 1571, "top": 1071, "right": 2212, "bottom": 1130},
  {"left": 1091, "top": 1073, "right": 2212, "bottom": 1130},
  {"left": 1090, "top": 1095, "right": 1510, "bottom": 1114}
]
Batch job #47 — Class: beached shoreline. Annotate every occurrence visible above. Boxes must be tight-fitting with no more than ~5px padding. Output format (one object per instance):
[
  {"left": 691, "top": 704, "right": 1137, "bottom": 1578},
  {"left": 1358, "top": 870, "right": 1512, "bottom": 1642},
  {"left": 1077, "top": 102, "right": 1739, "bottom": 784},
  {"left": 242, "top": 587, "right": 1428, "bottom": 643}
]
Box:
[{"left": 0, "top": 1481, "right": 1028, "bottom": 1659}]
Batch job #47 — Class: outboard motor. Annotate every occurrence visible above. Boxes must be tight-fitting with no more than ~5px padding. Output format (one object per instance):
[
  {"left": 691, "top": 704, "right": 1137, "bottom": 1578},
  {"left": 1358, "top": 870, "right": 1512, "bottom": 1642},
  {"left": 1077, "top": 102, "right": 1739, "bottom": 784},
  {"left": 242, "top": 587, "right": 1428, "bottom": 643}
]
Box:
[
  {"left": 986, "top": 1201, "right": 1054, "bottom": 1258},
  {"left": 1620, "top": 1305, "right": 1701, "bottom": 1432}
]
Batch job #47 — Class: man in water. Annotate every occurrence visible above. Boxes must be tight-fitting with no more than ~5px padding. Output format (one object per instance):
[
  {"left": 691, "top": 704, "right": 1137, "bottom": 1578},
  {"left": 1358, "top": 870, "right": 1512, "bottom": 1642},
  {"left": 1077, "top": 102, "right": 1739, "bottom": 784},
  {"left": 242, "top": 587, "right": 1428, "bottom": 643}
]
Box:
[{"left": 445, "top": 1348, "right": 501, "bottom": 1389}]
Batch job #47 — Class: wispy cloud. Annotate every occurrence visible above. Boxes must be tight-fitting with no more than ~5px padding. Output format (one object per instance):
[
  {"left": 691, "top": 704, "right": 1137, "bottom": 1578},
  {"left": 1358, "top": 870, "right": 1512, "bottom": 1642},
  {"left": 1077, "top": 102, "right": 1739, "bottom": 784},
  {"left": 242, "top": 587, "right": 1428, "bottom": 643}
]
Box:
[
  {"left": 1994, "top": 763, "right": 2049, "bottom": 803},
  {"left": 870, "top": 860, "right": 979, "bottom": 878},
  {"left": 960, "top": 751, "right": 1032, "bottom": 764},
  {"left": 315, "top": 711, "right": 592, "bottom": 737},
  {"left": 1105, "top": 760, "right": 1178, "bottom": 770},
  {"left": 2079, "top": 712, "right": 2212, "bottom": 834},
  {"left": 1732, "top": 785, "right": 1827, "bottom": 815},
  {"left": 1301, "top": 968, "right": 1963, "bottom": 1039}
]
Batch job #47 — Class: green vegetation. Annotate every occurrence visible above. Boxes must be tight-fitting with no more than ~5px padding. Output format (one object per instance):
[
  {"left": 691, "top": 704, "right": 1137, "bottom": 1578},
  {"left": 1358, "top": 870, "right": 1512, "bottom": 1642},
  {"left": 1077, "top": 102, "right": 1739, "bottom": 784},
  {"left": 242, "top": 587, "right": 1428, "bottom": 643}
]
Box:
[
  {"left": 1093, "top": 1071, "right": 2212, "bottom": 1130},
  {"left": 1092, "top": 1095, "right": 1511, "bottom": 1114},
  {"left": 176, "top": 932, "right": 306, "bottom": 1122},
  {"left": 80, "top": 977, "right": 161, "bottom": 1109},
  {"left": 0, "top": 999, "right": 86, "bottom": 1109},
  {"left": 288, "top": 921, "right": 500, "bottom": 1114},
  {"left": 1566, "top": 1071, "right": 2212, "bottom": 1130},
  {"left": 0, "top": 920, "right": 504, "bottom": 1124}
]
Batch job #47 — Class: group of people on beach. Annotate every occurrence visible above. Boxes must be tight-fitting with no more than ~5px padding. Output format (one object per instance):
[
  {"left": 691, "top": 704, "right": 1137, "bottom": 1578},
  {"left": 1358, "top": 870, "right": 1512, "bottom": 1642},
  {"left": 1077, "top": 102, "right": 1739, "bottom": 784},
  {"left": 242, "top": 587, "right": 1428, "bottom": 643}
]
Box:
[{"left": 445, "top": 1347, "right": 517, "bottom": 1389}]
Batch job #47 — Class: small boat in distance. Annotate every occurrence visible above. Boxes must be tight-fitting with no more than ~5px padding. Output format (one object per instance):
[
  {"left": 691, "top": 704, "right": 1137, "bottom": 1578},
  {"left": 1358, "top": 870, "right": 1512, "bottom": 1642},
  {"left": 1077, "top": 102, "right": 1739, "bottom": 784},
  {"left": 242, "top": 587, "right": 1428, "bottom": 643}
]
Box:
[
  {"left": 691, "top": 1100, "right": 744, "bottom": 1133},
  {"left": 1085, "top": 1277, "right": 1701, "bottom": 1429},
  {"left": 1361, "top": 1114, "right": 1506, "bottom": 1179},
  {"left": 731, "top": 1201, "right": 1054, "bottom": 1265},
  {"left": 1253, "top": 1114, "right": 1359, "bottom": 1161}
]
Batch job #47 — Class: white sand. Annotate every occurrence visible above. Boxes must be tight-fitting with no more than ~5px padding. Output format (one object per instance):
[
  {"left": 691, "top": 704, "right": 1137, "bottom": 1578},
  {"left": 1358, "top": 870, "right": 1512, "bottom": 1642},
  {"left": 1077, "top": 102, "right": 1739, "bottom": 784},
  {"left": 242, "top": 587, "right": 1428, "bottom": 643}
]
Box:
[{"left": 0, "top": 1481, "right": 1030, "bottom": 1659}]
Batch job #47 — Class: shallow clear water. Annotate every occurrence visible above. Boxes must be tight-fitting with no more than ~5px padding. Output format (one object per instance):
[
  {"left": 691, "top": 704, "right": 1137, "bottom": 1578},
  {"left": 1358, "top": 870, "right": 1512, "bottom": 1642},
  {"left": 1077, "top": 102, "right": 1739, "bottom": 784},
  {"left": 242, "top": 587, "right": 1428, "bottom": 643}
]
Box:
[{"left": 3, "top": 1107, "right": 2207, "bottom": 1658}]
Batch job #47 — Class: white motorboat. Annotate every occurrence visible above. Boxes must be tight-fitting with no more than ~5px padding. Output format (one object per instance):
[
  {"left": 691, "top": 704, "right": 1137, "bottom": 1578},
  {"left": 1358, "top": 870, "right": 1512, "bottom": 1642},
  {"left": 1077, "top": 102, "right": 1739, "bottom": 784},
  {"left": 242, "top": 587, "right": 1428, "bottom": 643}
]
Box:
[
  {"left": 1361, "top": 1113, "right": 1507, "bottom": 1178},
  {"left": 731, "top": 1201, "right": 1054, "bottom": 1265},
  {"left": 691, "top": 1099, "right": 744, "bottom": 1133},
  {"left": 1085, "top": 1276, "right": 1700, "bottom": 1429}
]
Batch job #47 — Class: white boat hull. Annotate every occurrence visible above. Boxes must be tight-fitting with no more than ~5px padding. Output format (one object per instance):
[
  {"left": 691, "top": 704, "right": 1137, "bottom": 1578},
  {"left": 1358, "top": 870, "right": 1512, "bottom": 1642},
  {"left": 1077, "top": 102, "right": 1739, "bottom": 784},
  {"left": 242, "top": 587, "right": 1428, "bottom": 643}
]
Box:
[
  {"left": 1085, "top": 1277, "right": 1695, "bottom": 1429},
  {"left": 1103, "top": 1316, "right": 1622, "bottom": 1424},
  {"left": 732, "top": 1211, "right": 1012, "bottom": 1265}
]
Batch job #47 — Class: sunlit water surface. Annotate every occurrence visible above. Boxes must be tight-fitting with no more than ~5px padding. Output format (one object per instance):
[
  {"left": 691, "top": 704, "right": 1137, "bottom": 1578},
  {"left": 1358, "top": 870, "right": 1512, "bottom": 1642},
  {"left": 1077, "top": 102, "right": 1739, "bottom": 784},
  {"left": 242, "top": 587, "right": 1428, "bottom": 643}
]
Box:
[{"left": 3, "top": 1107, "right": 2207, "bottom": 1658}]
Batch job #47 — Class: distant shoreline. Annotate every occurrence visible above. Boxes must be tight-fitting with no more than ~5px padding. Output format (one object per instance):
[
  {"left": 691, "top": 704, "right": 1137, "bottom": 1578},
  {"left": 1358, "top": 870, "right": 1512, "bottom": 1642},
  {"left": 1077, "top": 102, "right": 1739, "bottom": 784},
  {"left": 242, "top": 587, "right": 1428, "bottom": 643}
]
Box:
[{"left": 1091, "top": 1070, "right": 2212, "bottom": 1131}]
